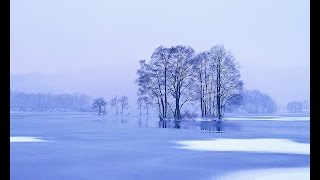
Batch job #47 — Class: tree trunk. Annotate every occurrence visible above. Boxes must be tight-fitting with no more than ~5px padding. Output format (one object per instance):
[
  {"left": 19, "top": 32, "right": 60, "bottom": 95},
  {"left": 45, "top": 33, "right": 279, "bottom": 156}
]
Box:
[
  {"left": 157, "top": 97, "right": 162, "bottom": 121},
  {"left": 200, "top": 73, "right": 204, "bottom": 117},
  {"left": 217, "top": 60, "right": 221, "bottom": 120},
  {"left": 175, "top": 97, "right": 180, "bottom": 120},
  {"left": 175, "top": 86, "right": 181, "bottom": 120},
  {"left": 164, "top": 66, "right": 167, "bottom": 119},
  {"left": 160, "top": 98, "right": 165, "bottom": 120}
]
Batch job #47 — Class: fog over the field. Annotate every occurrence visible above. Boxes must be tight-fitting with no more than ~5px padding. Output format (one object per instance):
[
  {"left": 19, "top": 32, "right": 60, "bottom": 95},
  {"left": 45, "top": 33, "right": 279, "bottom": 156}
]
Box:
[{"left": 10, "top": 0, "right": 309, "bottom": 106}]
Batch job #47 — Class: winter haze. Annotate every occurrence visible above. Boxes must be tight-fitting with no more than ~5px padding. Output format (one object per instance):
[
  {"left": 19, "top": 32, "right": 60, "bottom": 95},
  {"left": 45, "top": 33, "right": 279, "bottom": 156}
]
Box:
[{"left": 10, "top": 0, "right": 310, "bottom": 108}]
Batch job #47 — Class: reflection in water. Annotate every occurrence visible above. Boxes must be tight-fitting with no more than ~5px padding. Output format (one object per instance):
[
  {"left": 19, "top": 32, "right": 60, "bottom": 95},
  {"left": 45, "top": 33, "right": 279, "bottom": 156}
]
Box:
[
  {"left": 200, "top": 121, "right": 225, "bottom": 133},
  {"left": 159, "top": 120, "right": 182, "bottom": 128},
  {"left": 145, "top": 118, "right": 148, "bottom": 128},
  {"left": 174, "top": 121, "right": 181, "bottom": 129},
  {"left": 138, "top": 118, "right": 142, "bottom": 127},
  {"left": 158, "top": 121, "right": 181, "bottom": 129},
  {"left": 137, "top": 117, "right": 149, "bottom": 128},
  {"left": 159, "top": 120, "right": 167, "bottom": 128},
  {"left": 121, "top": 118, "right": 128, "bottom": 123},
  {"left": 92, "top": 118, "right": 108, "bottom": 124},
  {"left": 96, "top": 115, "right": 226, "bottom": 133},
  {"left": 158, "top": 120, "right": 225, "bottom": 133},
  {"left": 159, "top": 121, "right": 181, "bottom": 129}
]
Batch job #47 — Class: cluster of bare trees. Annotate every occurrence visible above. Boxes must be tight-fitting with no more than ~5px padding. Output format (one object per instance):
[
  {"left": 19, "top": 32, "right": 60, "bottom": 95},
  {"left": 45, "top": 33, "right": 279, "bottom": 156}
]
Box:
[
  {"left": 93, "top": 96, "right": 129, "bottom": 115},
  {"left": 136, "top": 96, "right": 152, "bottom": 115},
  {"left": 136, "top": 45, "right": 243, "bottom": 121},
  {"left": 286, "top": 100, "right": 309, "bottom": 112}
]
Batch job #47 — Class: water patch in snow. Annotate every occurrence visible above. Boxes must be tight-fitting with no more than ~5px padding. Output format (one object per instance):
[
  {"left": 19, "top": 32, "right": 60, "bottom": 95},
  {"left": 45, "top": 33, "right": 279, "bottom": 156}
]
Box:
[
  {"left": 176, "top": 138, "right": 309, "bottom": 155},
  {"left": 217, "top": 167, "right": 310, "bottom": 180},
  {"left": 10, "top": 136, "right": 47, "bottom": 142}
]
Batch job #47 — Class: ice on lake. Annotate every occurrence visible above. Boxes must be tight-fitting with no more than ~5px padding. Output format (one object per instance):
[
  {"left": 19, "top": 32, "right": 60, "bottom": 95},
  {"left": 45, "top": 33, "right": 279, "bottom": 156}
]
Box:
[{"left": 10, "top": 112, "right": 310, "bottom": 180}]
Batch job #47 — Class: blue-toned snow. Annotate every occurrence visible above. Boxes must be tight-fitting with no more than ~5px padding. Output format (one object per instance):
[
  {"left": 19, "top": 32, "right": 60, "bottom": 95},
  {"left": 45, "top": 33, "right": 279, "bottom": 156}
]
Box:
[
  {"left": 10, "top": 112, "right": 310, "bottom": 180},
  {"left": 10, "top": 136, "right": 47, "bottom": 142}
]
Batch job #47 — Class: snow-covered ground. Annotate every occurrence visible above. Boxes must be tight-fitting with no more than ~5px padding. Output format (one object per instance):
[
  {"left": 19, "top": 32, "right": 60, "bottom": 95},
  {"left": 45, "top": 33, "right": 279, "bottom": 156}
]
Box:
[
  {"left": 176, "top": 138, "right": 309, "bottom": 155},
  {"left": 10, "top": 136, "right": 47, "bottom": 142},
  {"left": 10, "top": 112, "right": 309, "bottom": 180},
  {"left": 217, "top": 167, "right": 309, "bottom": 180},
  {"left": 224, "top": 116, "right": 310, "bottom": 121}
]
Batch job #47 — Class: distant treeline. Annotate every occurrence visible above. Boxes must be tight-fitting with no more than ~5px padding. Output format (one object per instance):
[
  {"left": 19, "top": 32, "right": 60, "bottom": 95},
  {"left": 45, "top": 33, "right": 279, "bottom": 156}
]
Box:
[
  {"left": 226, "top": 90, "right": 277, "bottom": 113},
  {"left": 10, "top": 90, "right": 93, "bottom": 112},
  {"left": 226, "top": 90, "right": 310, "bottom": 113},
  {"left": 286, "top": 100, "right": 310, "bottom": 113}
]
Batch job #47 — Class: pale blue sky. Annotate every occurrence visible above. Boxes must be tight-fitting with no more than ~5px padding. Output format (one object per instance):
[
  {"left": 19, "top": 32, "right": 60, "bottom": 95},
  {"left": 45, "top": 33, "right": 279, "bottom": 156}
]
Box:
[{"left": 10, "top": 0, "right": 310, "bottom": 105}]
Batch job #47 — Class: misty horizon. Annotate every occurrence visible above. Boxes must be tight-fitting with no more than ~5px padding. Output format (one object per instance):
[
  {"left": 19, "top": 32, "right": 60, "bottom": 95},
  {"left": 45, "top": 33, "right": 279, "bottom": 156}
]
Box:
[{"left": 10, "top": 0, "right": 310, "bottom": 106}]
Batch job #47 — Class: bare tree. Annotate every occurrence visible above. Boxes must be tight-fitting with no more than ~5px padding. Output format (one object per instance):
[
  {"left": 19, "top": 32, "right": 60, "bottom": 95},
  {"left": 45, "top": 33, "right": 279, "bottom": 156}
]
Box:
[
  {"left": 287, "top": 101, "right": 303, "bottom": 112},
  {"left": 209, "top": 45, "right": 243, "bottom": 119},
  {"left": 167, "top": 45, "right": 195, "bottom": 120},
  {"left": 136, "top": 60, "right": 166, "bottom": 120},
  {"left": 92, "top": 97, "right": 106, "bottom": 115},
  {"left": 302, "top": 100, "right": 310, "bottom": 112},
  {"left": 137, "top": 96, "right": 144, "bottom": 115},
  {"left": 110, "top": 96, "right": 119, "bottom": 115},
  {"left": 119, "top": 96, "right": 129, "bottom": 114},
  {"left": 136, "top": 46, "right": 195, "bottom": 121},
  {"left": 151, "top": 46, "right": 171, "bottom": 119},
  {"left": 137, "top": 94, "right": 152, "bottom": 115},
  {"left": 192, "top": 51, "right": 215, "bottom": 118},
  {"left": 143, "top": 96, "right": 152, "bottom": 115}
]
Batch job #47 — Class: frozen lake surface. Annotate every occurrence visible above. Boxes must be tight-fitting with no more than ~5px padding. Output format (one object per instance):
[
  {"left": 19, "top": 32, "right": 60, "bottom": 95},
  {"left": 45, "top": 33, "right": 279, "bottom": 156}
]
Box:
[{"left": 10, "top": 112, "right": 310, "bottom": 180}]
